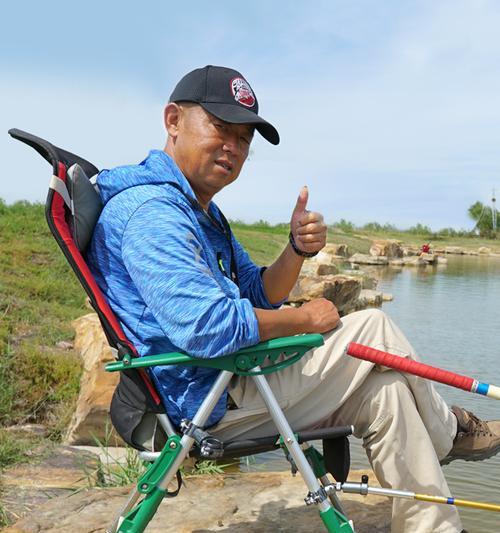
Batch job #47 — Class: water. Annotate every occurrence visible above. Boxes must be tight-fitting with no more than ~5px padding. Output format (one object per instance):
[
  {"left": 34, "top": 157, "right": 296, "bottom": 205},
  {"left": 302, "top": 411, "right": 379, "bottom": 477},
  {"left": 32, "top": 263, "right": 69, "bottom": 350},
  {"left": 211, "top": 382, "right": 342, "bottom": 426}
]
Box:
[
  {"left": 375, "top": 255, "right": 500, "bottom": 533},
  {"left": 243, "top": 255, "right": 500, "bottom": 532}
]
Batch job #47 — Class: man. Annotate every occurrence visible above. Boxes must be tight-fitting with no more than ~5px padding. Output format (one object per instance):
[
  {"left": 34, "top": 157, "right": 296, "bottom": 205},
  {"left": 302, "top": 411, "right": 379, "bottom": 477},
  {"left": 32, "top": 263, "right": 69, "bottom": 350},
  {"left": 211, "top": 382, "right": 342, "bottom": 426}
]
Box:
[{"left": 88, "top": 65, "right": 500, "bottom": 532}]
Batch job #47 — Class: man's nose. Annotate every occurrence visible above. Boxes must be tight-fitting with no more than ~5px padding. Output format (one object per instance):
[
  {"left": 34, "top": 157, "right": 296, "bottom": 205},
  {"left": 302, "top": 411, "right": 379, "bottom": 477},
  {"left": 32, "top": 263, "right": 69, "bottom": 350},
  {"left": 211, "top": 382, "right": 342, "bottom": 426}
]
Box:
[{"left": 222, "top": 131, "right": 242, "bottom": 156}]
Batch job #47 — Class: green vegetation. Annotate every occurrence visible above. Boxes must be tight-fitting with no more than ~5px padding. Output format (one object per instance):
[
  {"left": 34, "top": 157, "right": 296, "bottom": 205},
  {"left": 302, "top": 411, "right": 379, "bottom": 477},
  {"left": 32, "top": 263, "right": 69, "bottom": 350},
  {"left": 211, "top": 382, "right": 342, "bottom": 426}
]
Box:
[
  {"left": 83, "top": 424, "right": 237, "bottom": 490},
  {"left": 0, "top": 200, "right": 85, "bottom": 472},
  {"left": 468, "top": 200, "right": 499, "bottom": 237}
]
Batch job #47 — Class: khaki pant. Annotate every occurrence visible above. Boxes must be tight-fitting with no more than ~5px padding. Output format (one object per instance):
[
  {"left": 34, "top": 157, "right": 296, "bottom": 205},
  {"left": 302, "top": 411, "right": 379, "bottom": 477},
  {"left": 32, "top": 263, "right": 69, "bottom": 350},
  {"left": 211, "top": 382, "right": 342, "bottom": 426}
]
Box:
[{"left": 212, "top": 309, "right": 462, "bottom": 533}]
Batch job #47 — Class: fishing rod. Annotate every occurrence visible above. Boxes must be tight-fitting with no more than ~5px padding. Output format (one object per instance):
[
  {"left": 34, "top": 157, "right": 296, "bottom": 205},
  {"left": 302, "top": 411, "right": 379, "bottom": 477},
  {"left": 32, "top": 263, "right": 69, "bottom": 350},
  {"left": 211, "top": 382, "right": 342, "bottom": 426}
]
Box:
[
  {"left": 346, "top": 342, "right": 500, "bottom": 400},
  {"left": 326, "top": 474, "right": 500, "bottom": 513}
]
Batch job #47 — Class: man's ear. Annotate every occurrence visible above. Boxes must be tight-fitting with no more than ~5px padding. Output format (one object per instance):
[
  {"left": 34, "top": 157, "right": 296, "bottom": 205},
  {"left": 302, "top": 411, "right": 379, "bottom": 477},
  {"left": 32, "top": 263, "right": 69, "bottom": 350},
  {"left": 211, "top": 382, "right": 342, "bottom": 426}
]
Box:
[{"left": 164, "top": 103, "right": 182, "bottom": 138}]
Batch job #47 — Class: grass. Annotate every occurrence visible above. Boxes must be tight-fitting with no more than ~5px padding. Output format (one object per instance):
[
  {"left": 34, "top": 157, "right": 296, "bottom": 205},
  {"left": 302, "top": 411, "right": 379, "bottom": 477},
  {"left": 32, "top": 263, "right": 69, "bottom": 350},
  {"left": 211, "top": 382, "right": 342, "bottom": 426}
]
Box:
[
  {"left": 0, "top": 200, "right": 85, "bottom": 472},
  {"left": 81, "top": 423, "right": 236, "bottom": 490},
  {"left": 0, "top": 501, "right": 8, "bottom": 529}
]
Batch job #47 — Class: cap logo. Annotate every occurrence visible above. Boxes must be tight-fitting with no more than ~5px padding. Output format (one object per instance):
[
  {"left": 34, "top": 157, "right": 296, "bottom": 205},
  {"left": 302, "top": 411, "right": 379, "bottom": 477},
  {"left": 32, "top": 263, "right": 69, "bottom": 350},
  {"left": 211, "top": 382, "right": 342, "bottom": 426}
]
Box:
[{"left": 230, "top": 77, "right": 255, "bottom": 108}]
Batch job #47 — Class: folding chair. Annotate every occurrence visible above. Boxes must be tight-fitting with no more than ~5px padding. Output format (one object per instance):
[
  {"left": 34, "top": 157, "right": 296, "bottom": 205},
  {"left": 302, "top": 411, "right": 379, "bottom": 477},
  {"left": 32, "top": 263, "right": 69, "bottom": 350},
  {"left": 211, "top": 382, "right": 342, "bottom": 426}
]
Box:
[{"left": 9, "top": 128, "right": 355, "bottom": 533}]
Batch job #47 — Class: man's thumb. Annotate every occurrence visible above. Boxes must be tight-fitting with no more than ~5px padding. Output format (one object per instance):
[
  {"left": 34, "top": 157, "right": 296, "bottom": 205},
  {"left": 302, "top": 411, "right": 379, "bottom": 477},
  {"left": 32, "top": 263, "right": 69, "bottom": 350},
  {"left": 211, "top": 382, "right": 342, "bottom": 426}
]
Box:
[{"left": 294, "top": 186, "right": 309, "bottom": 214}]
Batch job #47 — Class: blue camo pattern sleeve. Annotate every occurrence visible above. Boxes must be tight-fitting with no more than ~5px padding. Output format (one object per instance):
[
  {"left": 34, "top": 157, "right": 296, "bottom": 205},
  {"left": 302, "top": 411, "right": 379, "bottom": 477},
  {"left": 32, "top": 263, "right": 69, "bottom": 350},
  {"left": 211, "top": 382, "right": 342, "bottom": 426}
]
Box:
[{"left": 121, "top": 196, "right": 261, "bottom": 358}]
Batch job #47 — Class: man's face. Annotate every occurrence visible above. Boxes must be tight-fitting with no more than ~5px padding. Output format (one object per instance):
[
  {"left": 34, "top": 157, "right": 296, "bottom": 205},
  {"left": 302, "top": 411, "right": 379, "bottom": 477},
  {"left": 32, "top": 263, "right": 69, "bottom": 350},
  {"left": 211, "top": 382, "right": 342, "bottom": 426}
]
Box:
[{"left": 166, "top": 103, "right": 254, "bottom": 207}]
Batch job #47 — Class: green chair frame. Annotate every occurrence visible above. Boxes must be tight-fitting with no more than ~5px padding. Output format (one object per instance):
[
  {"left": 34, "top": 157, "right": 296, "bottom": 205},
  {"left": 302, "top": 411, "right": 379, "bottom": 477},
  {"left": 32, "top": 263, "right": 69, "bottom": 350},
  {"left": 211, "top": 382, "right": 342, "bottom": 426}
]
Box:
[{"left": 104, "top": 334, "right": 354, "bottom": 533}]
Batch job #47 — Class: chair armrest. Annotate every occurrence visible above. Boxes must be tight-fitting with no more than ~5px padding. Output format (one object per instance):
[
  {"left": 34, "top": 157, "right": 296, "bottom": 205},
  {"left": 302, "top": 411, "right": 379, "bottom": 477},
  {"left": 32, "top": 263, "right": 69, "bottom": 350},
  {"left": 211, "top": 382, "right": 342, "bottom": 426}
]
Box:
[{"left": 105, "top": 334, "right": 324, "bottom": 376}]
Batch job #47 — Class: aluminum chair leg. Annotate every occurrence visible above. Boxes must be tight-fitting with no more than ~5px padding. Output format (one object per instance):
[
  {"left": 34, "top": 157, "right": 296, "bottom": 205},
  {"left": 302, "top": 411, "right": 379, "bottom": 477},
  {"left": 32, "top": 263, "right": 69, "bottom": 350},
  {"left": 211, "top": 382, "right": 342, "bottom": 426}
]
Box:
[
  {"left": 251, "top": 369, "right": 354, "bottom": 532},
  {"left": 108, "top": 371, "right": 234, "bottom": 533}
]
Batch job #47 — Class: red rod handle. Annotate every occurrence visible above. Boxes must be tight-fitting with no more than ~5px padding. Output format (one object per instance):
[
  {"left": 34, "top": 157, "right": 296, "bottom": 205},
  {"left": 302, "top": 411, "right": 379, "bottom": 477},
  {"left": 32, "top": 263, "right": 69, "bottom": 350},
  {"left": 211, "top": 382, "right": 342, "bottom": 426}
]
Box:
[{"left": 346, "top": 342, "right": 475, "bottom": 392}]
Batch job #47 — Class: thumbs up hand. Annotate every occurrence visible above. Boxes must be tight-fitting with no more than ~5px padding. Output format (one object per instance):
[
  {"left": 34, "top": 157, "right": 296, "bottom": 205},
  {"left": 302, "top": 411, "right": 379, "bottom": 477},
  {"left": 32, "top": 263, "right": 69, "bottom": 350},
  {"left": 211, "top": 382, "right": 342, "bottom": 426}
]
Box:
[{"left": 290, "top": 186, "right": 327, "bottom": 255}]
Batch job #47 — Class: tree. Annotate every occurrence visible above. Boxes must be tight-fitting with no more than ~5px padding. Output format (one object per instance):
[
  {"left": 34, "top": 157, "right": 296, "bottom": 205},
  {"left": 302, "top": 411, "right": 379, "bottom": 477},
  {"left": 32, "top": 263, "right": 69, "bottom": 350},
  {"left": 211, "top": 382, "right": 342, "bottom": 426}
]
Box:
[{"left": 468, "top": 201, "right": 498, "bottom": 237}]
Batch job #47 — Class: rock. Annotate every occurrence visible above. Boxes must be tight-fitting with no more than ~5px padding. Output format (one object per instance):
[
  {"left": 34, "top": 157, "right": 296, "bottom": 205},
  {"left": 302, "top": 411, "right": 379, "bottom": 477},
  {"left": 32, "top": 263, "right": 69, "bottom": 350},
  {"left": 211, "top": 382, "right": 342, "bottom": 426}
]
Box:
[
  {"left": 316, "top": 263, "right": 339, "bottom": 275},
  {"left": 369, "top": 240, "right": 403, "bottom": 258},
  {"left": 444, "top": 246, "right": 465, "bottom": 255},
  {"left": 64, "top": 313, "right": 121, "bottom": 446},
  {"left": 382, "top": 293, "right": 393, "bottom": 302},
  {"left": 3, "top": 469, "right": 390, "bottom": 533},
  {"left": 55, "top": 340, "right": 74, "bottom": 350},
  {"left": 437, "top": 256, "right": 448, "bottom": 264},
  {"left": 288, "top": 275, "right": 362, "bottom": 315},
  {"left": 402, "top": 246, "right": 419, "bottom": 256},
  {"left": 0, "top": 446, "right": 100, "bottom": 524},
  {"left": 4, "top": 424, "right": 48, "bottom": 438},
  {"left": 478, "top": 247, "right": 492, "bottom": 255},
  {"left": 388, "top": 259, "right": 404, "bottom": 267},
  {"left": 419, "top": 253, "right": 438, "bottom": 265},
  {"left": 323, "top": 243, "right": 349, "bottom": 258},
  {"left": 350, "top": 254, "right": 389, "bottom": 266},
  {"left": 301, "top": 261, "right": 338, "bottom": 277},
  {"left": 358, "top": 289, "right": 383, "bottom": 307},
  {"left": 402, "top": 257, "right": 426, "bottom": 267},
  {"left": 358, "top": 273, "right": 378, "bottom": 290}
]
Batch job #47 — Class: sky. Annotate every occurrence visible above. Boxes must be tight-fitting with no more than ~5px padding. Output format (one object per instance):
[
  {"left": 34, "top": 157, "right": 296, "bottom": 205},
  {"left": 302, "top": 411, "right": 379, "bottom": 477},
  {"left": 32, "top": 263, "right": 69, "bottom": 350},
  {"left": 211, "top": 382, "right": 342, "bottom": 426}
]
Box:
[{"left": 1, "top": 0, "right": 499, "bottom": 230}]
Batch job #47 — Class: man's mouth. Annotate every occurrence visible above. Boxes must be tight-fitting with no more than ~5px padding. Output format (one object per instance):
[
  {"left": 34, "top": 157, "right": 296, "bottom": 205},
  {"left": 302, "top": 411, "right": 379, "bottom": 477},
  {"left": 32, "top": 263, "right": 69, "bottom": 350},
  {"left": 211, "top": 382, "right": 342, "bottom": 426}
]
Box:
[{"left": 215, "top": 160, "right": 233, "bottom": 174}]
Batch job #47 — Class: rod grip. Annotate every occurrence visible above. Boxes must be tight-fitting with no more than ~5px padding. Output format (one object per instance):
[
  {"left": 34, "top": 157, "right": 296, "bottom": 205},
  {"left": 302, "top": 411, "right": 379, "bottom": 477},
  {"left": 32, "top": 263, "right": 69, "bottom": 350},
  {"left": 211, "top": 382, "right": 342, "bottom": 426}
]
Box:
[{"left": 346, "top": 342, "right": 475, "bottom": 392}]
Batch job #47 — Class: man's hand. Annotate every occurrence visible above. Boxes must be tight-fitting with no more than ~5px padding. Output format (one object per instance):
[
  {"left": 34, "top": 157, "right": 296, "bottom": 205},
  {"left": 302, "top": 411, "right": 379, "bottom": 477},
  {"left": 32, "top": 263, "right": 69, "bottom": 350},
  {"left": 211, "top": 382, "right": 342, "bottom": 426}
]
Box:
[
  {"left": 300, "top": 298, "right": 340, "bottom": 333},
  {"left": 290, "top": 186, "right": 327, "bottom": 255},
  {"left": 254, "top": 298, "right": 340, "bottom": 341}
]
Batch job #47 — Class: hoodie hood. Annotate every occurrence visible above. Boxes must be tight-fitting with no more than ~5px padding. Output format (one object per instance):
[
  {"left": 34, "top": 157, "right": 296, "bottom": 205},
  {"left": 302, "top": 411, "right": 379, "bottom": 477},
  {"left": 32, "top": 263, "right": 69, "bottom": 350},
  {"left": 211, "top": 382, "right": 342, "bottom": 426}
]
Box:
[{"left": 97, "top": 150, "right": 196, "bottom": 205}]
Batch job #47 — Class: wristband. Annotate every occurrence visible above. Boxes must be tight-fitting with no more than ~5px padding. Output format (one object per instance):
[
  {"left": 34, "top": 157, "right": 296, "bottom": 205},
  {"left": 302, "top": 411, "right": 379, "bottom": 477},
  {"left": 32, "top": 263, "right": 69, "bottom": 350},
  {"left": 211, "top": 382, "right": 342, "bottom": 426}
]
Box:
[{"left": 289, "top": 232, "right": 319, "bottom": 258}]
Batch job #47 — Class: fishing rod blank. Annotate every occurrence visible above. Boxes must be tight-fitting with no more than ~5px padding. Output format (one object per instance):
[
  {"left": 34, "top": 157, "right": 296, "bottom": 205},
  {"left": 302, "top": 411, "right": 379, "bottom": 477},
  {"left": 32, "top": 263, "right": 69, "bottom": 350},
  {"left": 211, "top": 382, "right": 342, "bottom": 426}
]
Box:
[
  {"left": 328, "top": 475, "right": 500, "bottom": 513},
  {"left": 346, "top": 342, "right": 500, "bottom": 400}
]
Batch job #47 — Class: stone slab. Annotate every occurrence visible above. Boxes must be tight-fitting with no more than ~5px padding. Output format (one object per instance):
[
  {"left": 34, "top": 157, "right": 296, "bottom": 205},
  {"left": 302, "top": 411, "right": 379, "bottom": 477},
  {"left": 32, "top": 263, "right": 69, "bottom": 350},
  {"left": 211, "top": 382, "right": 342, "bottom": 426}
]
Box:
[{"left": 3, "top": 470, "right": 390, "bottom": 533}]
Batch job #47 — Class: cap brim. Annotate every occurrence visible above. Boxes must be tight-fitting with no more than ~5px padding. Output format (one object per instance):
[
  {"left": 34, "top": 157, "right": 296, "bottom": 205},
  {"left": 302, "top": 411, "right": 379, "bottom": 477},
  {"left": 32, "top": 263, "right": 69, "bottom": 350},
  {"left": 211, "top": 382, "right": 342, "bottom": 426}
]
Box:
[{"left": 200, "top": 102, "right": 280, "bottom": 145}]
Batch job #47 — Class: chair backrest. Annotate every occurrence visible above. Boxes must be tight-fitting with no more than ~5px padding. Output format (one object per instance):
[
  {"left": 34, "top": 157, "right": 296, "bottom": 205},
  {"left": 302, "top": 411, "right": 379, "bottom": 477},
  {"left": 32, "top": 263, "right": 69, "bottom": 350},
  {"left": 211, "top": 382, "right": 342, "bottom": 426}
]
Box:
[{"left": 8, "top": 128, "right": 161, "bottom": 406}]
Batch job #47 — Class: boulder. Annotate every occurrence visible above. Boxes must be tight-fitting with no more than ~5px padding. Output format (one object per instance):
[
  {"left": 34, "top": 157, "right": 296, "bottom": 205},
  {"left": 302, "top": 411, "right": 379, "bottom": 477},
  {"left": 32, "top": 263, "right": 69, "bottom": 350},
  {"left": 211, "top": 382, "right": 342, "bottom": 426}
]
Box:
[
  {"left": 369, "top": 240, "right": 403, "bottom": 258},
  {"left": 419, "top": 253, "right": 438, "bottom": 265},
  {"left": 357, "top": 289, "right": 383, "bottom": 307},
  {"left": 444, "top": 246, "right": 465, "bottom": 255},
  {"left": 350, "top": 253, "right": 389, "bottom": 266},
  {"left": 437, "top": 256, "right": 448, "bottom": 265},
  {"left": 63, "top": 313, "right": 121, "bottom": 446},
  {"left": 402, "top": 246, "right": 419, "bottom": 257},
  {"left": 288, "top": 275, "right": 362, "bottom": 315},
  {"left": 323, "top": 243, "right": 349, "bottom": 257},
  {"left": 402, "top": 257, "right": 426, "bottom": 267},
  {"left": 3, "top": 469, "right": 390, "bottom": 533},
  {"left": 478, "top": 247, "right": 492, "bottom": 255},
  {"left": 388, "top": 259, "right": 404, "bottom": 267},
  {"left": 301, "top": 260, "right": 338, "bottom": 277}
]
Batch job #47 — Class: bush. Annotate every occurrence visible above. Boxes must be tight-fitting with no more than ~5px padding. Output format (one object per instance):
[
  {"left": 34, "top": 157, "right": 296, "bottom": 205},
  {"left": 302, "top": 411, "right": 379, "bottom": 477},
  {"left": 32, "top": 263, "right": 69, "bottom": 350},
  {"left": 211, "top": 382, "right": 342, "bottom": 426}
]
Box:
[
  {"left": 407, "top": 223, "right": 433, "bottom": 236},
  {"left": 333, "top": 219, "right": 356, "bottom": 232}
]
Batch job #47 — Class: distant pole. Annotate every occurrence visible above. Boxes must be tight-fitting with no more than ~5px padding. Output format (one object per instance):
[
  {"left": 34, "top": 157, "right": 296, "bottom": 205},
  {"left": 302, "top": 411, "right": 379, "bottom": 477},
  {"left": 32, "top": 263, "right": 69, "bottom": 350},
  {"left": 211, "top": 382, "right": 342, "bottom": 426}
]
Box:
[{"left": 493, "top": 188, "right": 497, "bottom": 233}]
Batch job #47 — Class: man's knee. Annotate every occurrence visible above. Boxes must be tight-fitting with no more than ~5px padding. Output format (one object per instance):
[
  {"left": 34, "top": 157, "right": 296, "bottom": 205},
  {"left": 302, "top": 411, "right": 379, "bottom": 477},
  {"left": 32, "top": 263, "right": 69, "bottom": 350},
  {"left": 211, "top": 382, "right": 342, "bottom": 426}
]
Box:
[
  {"left": 344, "top": 307, "right": 389, "bottom": 325},
  {"left": 360, "top": 370, "right": 416, "bottom": 434}
]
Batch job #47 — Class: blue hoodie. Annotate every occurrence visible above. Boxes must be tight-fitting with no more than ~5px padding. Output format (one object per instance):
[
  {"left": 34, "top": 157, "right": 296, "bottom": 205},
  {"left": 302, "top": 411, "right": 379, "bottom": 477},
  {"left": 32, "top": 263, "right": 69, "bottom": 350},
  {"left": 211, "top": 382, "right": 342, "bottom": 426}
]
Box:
[{"left": 87, "top": 150, "right": 283, "bottom": 427}]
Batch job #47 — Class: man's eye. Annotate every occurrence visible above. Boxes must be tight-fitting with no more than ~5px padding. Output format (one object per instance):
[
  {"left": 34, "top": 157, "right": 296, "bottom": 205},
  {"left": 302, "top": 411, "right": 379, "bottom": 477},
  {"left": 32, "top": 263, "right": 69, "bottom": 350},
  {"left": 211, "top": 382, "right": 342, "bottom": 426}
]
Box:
[{"left": 214, "top": 123, "right": 225, "bottom": 130}]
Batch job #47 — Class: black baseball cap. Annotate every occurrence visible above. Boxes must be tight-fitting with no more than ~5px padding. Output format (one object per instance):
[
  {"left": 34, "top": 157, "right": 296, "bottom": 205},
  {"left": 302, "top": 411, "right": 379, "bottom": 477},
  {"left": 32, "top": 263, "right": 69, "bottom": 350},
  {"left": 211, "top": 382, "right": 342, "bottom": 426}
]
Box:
[{"left": 169, "top": 65, "right": 280, "bottom": 145}]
